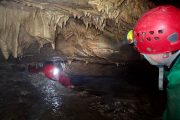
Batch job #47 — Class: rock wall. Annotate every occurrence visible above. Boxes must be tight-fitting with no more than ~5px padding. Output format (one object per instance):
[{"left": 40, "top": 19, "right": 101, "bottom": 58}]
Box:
[{"left": 0, "top": 0, "right": 154, "bottom": 61}]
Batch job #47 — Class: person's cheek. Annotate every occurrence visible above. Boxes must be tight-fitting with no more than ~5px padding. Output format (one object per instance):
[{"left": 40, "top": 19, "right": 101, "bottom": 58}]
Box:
[{"left": 149, "top": 55, "right": 163, "bottom": 63}]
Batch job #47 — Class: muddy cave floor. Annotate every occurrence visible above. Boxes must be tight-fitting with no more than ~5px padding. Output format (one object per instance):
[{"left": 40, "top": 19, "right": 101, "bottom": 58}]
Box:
[{"left": 0, "top": 63, "right": 165, "bottom": 120}]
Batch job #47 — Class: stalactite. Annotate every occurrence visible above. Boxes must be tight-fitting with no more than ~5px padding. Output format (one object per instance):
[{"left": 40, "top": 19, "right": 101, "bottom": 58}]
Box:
[{"left": 0, "top": 0, "right": 154, "bottom": 61}]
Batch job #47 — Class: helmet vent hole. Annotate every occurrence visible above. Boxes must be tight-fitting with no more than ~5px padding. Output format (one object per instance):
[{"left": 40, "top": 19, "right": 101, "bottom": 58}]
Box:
[
  {"left": 146, "top": 47, "right": 151, "bottom": 52},
  {"left": 149, "top": 31, "right": 154, "bottom": 35},
  {"left": 137, "top": 33, "right": 140, "bottom": 37},
  {"left": 154, "top": 37, "right": 159, "bottom": 40},
  {"left": 140, "top": 38, "right": 144, "bottom": 42},
  {"left": 147, "top": 37, "right": 151, "bottom": 41},
  {"left": 168, "top": 32, "right": 178, "bottom": 42},
  {"left": 142, "top": 32, "right": 146, "bottom": 36},
  {"left": 158, "top": 29, "right": 164, "bottom": 34}
]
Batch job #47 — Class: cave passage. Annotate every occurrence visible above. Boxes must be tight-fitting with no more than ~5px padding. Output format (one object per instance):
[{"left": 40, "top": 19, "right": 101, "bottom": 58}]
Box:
[
  {"left": 0, "top": 58, "right": 165, "bottom": 120},
  {"left": 1, "top": 0, "right": 177, "bottom": 120}
]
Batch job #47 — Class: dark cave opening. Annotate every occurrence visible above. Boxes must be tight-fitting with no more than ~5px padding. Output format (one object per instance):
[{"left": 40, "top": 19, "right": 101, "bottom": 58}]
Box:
[{"left": 151, "top": 0, "right": 180, "bottom": 7}]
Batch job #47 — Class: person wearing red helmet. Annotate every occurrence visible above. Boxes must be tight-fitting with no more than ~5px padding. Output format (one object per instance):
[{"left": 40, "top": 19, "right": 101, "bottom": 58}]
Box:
[
  {"left": 42, "top": 64, "right": 74, "bottom": 88},
  {"left": 127, "top": 5, "right": 180, "bottom": 120}
]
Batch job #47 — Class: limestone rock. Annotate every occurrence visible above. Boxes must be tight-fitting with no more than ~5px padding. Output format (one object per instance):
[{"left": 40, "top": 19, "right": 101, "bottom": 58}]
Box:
[{"left": 0, "top": 0, "right": 154, "bottom": 61}]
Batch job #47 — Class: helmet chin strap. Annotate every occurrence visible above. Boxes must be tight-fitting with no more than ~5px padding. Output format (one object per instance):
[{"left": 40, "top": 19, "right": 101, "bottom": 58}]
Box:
[
  {"left": 143, "top": 50, "right": 180, "bottom": 90},
  {"left": 158, "top": 66, "right": 164, "bottom": 90},
  {"left": 143, "top": 55, "right": 164, "bottom": 90}
]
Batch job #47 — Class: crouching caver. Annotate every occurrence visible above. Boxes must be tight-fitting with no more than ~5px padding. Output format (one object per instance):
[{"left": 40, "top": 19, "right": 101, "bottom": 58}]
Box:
[
  {"left": 43, "top": 64, "right": 74, "bottom": 88},
  {"left": 127, "top": 5, "right": 180, "bottom": 120}
]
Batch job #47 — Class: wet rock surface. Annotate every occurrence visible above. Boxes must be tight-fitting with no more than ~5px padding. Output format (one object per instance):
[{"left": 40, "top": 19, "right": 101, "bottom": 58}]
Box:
[{"left": 0, "top": 63, "right": 165, "bottom": 120}]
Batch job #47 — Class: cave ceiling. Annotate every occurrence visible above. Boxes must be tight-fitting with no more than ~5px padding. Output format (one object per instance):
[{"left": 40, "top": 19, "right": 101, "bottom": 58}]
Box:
[{"left": 0, "top": 0, "right": 155, "bottom": 64}]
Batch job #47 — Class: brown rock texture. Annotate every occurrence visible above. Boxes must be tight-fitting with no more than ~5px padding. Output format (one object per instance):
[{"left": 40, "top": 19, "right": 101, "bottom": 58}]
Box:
[{"left": 0, "top": 0, "right": 154, "bottom": 75}]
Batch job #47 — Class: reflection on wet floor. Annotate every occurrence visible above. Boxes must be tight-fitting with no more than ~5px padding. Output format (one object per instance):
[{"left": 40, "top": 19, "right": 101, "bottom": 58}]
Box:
[{"left": 0, "top": 63, "right": 165, "bottom": 120}]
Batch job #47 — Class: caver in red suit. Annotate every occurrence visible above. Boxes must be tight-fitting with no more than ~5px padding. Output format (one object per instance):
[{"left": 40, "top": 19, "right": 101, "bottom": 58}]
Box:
[{"left": 43, "top": 64, "right": 74, "bottom": 88}]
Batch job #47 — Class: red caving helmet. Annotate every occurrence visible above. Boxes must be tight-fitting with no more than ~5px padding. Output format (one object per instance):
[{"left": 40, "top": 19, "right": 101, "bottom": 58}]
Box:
[
  {"left": 42, "top": 64, "right": 60, "bottom": 80},
  {"left": 133, "top": 5, "right": 180, "bottom": 54}
]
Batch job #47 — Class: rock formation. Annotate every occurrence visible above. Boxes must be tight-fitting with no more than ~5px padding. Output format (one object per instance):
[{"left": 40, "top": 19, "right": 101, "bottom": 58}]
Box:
[{"left": 0, "top": 0, "right": 154, "bottom": 75}]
